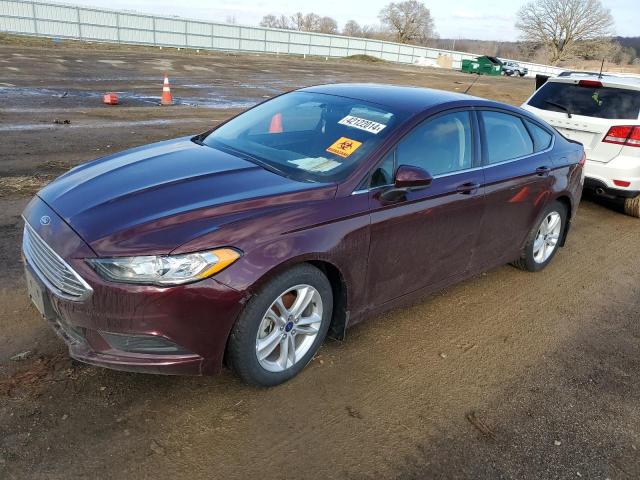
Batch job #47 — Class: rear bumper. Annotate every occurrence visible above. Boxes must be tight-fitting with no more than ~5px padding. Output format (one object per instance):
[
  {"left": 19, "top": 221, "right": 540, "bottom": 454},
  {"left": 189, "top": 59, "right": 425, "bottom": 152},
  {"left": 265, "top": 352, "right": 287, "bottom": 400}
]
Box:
[
  {"left": 584, "top": 177, "right": 639, "bottom": 199},
  {"left": 584, "top": 156, "right": 640, "bottom": 196}
]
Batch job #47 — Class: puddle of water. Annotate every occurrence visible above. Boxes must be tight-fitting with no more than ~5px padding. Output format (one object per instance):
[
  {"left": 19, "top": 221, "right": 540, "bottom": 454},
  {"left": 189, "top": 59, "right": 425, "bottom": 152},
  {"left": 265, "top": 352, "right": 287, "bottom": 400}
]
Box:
[
  {"left": 98, "top": 60, "right": 126, "bottom": 65},
  {"left": 0, "top": 118, "right": 208, "bottom": 132},
  {"left": 0, "top": 86, "right": 259, "bottom": 109}
]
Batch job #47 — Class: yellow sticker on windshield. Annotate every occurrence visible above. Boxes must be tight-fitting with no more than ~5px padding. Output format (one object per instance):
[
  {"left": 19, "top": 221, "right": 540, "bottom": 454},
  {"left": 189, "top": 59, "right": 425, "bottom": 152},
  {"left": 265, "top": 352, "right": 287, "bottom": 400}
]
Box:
[{"left": 326, "top": 137, "right": 362, "bottom": 158}]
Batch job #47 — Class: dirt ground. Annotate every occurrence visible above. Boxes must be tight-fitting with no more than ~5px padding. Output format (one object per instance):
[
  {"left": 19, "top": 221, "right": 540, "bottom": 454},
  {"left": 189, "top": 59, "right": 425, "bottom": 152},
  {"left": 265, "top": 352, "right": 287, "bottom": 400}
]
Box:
[{"left": 1, "top": 38, "right": 639, "bottom": 480}]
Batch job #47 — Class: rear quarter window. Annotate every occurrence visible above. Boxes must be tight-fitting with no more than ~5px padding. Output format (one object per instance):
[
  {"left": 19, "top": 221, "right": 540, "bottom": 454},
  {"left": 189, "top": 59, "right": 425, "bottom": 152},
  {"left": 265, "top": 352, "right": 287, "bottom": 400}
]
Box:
[
  {"left": 525, "top": 120, "right": 553, "bottom": 152},
  {"left": 528, "top": 82, "right": 640, "bottom": 120}
]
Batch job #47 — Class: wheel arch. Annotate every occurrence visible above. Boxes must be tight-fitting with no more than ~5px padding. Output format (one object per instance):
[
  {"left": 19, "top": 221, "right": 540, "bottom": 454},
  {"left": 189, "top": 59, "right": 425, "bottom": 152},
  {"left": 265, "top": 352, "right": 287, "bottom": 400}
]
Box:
[
  {"left": 244, "top": 255, "right": 351, "bottom": 341},
  {"left": 307, "top": 260, "right": 349, "bottom": 341},
  {"left": 554, "top": 195, "right": 572, "bottom": 247}
]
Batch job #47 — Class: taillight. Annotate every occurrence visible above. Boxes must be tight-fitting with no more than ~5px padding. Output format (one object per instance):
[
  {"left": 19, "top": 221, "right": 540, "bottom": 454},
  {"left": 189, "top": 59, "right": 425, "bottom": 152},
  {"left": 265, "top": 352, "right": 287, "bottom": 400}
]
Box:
[
  {"left": 578, "top": 79, "right": 603, "bottom": 88},
  {"left": 628, "top": 127, "right": 640, "bottom": 147},
  {"left": 603, "top": 125, "right": 640, "bottom": 147}
]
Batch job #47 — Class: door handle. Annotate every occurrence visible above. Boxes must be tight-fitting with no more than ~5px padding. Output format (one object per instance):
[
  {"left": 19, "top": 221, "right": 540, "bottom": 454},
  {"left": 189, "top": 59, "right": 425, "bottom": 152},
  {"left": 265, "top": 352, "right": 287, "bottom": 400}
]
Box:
[
  {"left": 456, "top": 182, "right": 480, "bottom": 195},
  {"left": 535, "top": 166, "right": 551, "bottom": 177}
]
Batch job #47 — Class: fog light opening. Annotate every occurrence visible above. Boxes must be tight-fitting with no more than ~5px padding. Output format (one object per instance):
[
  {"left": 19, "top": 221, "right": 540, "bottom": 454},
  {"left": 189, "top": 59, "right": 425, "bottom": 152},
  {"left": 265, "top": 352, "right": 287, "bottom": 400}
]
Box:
[{"left": 100, "top": 332, "right": 192, "bottom": 355}]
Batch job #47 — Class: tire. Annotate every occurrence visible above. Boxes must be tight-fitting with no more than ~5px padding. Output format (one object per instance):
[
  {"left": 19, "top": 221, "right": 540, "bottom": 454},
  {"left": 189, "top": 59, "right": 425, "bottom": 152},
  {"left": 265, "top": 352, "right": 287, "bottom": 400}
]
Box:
[
  {"left": 227, "top": 264, "right": 333, "bottom": 387},
  {"left": 624, "top": 194, "right": 640, "bottom": 218},
  {"left": 512, "top": 201, "right": 568, "bottom": 272}
]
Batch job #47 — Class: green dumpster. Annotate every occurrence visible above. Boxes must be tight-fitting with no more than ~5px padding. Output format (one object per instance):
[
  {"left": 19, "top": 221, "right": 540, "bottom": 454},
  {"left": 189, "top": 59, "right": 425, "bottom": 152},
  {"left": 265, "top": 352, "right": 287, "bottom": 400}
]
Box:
[{"left": 461, "top": 56, "right": 502, "bottom": 76}]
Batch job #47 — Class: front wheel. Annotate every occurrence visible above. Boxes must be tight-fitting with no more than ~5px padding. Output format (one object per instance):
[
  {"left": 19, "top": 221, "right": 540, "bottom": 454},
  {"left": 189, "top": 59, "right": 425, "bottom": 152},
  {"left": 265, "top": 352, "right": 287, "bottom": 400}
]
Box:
[
  {"left": 227, "top": 264, "right": 333, "bottom": 386},
  {"left": 512, "top": 201, "right": 567, "bottom": 272},
  {"left": 624, "top": 194, "right": 640, "bottom": 218}
]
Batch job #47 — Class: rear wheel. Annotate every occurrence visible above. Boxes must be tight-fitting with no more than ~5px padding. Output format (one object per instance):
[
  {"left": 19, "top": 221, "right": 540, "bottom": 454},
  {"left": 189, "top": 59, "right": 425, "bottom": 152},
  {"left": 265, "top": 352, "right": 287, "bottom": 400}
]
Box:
[
  {"left": 512, "top": 201, "right": 567, "bottom": 272},
  {"left": 227, "top": 264, "right": 332, "bottom": 386},
  {"left": 624, "top": 194, "right": 640, "bottom": 218}
]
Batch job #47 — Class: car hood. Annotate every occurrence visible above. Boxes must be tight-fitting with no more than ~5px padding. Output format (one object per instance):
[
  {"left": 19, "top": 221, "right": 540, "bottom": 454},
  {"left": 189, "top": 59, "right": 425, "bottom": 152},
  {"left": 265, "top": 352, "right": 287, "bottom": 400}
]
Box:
[{"left": 38, "top": 137, "right": 335, "bottom": 256}]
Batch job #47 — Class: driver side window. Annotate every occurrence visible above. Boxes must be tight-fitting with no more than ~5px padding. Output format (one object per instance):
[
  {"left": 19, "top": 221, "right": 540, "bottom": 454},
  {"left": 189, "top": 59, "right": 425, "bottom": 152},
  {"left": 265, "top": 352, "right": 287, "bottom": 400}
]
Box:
[{"left": 396, "top": 111, "right": 473, "bottom": 176}]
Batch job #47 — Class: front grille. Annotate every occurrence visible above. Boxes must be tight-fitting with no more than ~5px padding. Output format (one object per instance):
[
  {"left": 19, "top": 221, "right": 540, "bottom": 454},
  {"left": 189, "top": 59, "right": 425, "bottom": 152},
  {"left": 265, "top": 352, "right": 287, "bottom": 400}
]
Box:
[{"left": 23, "top": 221, "right": 92, "bottom": 301}]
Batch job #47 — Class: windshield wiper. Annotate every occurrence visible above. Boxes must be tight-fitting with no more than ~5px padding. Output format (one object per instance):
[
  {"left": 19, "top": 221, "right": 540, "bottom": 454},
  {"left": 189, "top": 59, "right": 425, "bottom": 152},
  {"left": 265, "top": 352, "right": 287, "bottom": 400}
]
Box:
[
  {"left": 545, "top": 100, "right": 572, "bottom": 118},
  {"left": 209, "top": 141, "right": 300, "bottom": 181}
]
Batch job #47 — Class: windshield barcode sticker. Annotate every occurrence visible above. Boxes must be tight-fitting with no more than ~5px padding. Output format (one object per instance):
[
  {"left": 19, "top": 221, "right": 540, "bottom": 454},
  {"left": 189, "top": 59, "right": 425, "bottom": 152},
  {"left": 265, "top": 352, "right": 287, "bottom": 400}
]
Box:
[{"left": 338, "top": 115, "right": 387, "bottom": 134}]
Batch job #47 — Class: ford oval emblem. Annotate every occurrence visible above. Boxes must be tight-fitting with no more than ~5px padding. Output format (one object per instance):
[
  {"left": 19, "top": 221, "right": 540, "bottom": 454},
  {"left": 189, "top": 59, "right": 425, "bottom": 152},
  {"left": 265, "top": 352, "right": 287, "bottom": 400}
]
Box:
[{"left": 40, "top": 215, "right": 51, "bottom": 226}]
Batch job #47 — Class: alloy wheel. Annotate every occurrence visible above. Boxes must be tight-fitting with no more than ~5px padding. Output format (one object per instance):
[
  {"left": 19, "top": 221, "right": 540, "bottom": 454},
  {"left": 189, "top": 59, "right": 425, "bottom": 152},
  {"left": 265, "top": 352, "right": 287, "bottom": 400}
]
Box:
[
  {"left": 533, "top": 211, "right": 562, "bottom": 264},
  {"left": 255, "top": 284, "right": 323, "bottom": 372}
]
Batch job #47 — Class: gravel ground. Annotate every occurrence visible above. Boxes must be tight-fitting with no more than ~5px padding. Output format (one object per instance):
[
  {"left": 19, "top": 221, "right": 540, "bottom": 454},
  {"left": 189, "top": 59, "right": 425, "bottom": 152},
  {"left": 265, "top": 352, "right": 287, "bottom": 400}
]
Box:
[{"left": 0, "top": 37, "right": 638, "bottom": 480}]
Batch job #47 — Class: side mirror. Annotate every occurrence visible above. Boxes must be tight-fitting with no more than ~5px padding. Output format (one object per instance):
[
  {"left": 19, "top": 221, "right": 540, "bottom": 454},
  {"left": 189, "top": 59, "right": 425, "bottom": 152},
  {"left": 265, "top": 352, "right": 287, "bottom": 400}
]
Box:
[{"left": 394, "top": 165, "right": 433, "bottom": 189}]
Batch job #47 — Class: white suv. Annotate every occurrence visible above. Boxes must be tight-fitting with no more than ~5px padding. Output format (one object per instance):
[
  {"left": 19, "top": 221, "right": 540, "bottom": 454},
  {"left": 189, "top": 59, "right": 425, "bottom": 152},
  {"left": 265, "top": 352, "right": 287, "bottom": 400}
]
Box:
[{"left": 522, "top": 73, "right": 640, "bottom": 217}]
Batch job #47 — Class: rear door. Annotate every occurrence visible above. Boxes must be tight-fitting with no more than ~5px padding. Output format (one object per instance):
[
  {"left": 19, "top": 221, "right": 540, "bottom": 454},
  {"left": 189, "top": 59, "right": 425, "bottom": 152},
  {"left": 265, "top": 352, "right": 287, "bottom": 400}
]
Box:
[
  {"left": 524, "top": 80, "right": 640, "bottom": 163},
  {"left": 474, "top": 109, "right": 554, "bottom": 269}
]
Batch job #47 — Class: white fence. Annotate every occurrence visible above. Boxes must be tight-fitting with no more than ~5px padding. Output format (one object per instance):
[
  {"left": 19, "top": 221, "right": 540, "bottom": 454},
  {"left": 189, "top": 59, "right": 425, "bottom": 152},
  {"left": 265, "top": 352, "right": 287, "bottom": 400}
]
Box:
[{"left": 0, "top": 0, "right": 565, "bottom": 78}]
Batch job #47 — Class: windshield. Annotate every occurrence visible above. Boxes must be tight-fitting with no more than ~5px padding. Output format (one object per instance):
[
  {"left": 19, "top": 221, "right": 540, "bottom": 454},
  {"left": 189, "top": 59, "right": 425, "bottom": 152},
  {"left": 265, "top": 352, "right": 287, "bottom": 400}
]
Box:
[
  {"left": 528, "top": 82, "right": 640, "bottom": 120},
  {"left": 203, "top": 91, "right": 406, "bottom": 183}
]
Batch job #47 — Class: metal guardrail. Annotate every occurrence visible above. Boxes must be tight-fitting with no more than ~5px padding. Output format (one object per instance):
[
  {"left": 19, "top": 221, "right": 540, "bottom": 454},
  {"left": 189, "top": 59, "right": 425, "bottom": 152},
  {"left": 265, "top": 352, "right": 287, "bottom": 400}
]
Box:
[{"left": 0, "top": 0, "right": 566, "bottom": 78}]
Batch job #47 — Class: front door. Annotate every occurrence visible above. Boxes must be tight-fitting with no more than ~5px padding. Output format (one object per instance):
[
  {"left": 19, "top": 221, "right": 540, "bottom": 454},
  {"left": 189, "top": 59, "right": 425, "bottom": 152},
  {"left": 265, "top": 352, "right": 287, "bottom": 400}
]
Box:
[{"left": 365, "top": 110, "right": 486, "bottom": 306}]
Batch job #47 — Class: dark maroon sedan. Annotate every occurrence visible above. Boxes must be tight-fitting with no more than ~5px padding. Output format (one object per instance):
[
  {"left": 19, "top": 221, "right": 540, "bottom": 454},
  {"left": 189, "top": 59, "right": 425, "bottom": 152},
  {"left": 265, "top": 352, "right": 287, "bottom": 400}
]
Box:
[{"left": 22, "top": 84, "right": 584, "bottom": 386}]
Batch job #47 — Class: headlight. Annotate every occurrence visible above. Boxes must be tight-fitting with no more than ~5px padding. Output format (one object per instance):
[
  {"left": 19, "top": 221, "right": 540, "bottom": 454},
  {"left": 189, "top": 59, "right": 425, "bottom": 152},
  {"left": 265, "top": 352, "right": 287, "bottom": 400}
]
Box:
[{"left": 87, "top": 248, "right": 241, "bottom": 286}]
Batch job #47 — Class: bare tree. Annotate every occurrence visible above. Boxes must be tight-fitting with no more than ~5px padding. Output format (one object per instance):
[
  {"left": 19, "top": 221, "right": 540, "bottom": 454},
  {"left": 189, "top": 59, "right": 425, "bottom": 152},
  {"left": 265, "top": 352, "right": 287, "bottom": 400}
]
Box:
[
  {"left": 260, "top": 14, "right": 291, "bottom": 29},
  {"left": 362, "top": 24, "right": 393, "bottom": 41},
  {"left": 516, "top": 0, "right": 614, "bottom": 64},
  {"left": 342, "top": 20, "right": 362, "bottom": 37},
  {"left": 290, "top": 12, "right": 322, "bottom": 32},
  {"left": 318, "top": 16, "right": 338, "bottom": 34},
  {"left": 290, "top": 12, "right": 306, "bottom": 30},
  {"left": 379, "top": 0, "right": 435, "bottom": 44}
]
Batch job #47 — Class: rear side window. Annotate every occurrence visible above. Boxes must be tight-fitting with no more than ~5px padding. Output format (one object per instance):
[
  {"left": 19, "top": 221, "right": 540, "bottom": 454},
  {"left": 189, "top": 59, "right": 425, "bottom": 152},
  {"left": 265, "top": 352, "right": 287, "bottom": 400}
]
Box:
[
  {"left": 397, "top": 111, "right": 473, "bottom": 176},
  {"left": 480, "top": 111, "right": 533, "bottom": 164},
  {"left": 528, "top": 82, "right": 640, "bottom": 120},
  {"left": 526, "top": 120, "right": 553, "bottom": 152}
]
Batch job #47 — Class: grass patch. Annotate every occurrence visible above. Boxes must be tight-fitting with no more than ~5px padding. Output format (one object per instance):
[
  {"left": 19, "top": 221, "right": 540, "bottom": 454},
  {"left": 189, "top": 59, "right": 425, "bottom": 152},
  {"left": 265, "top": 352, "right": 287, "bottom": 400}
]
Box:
[
  {"left": 0, "top": 175, "right": 54, "bottom": 197},
  {"left": 344, "top": 54, "right": 385, "bottom": 63}
]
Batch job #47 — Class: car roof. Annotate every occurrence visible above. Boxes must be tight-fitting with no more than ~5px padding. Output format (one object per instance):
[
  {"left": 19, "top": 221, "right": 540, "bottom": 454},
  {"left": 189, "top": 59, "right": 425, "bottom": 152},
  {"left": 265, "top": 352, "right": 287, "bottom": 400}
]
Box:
[
  {"left": 549, "top": 73, "right": 640, "bottom": 90},
  {"left": 299, "top": 83, "right": 486, "bottom": 114}
]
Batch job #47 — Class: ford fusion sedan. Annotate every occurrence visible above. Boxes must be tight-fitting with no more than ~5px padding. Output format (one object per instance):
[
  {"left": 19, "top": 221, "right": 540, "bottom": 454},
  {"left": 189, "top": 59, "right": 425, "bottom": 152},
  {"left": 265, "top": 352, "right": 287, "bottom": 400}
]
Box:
[{"left": 22, "top": 84, "right": 585, "bottom": 386}]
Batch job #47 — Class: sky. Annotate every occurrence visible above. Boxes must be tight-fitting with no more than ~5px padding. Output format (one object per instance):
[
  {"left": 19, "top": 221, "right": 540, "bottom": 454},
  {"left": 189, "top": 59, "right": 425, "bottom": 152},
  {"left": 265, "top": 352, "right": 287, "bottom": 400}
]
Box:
[{"left": 73, "top": 0, "right": 638, "bottom": 41}]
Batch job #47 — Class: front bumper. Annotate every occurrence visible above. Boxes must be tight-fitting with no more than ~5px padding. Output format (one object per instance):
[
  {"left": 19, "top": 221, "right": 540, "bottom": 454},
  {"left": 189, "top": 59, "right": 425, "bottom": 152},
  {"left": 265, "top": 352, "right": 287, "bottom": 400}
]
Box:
[{"left": 22, "top": 197, "right": 246, "bottom": 376}]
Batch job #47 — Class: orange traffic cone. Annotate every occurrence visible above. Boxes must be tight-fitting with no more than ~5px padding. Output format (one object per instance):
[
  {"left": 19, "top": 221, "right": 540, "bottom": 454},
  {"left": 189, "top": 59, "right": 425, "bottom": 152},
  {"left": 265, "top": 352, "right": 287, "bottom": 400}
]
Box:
[
  {"left": 269, "top": 113, "right": 283, "bottom": 133},
  {"left": 160, "top": 74, "right": 173, "bottom": 105}
]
